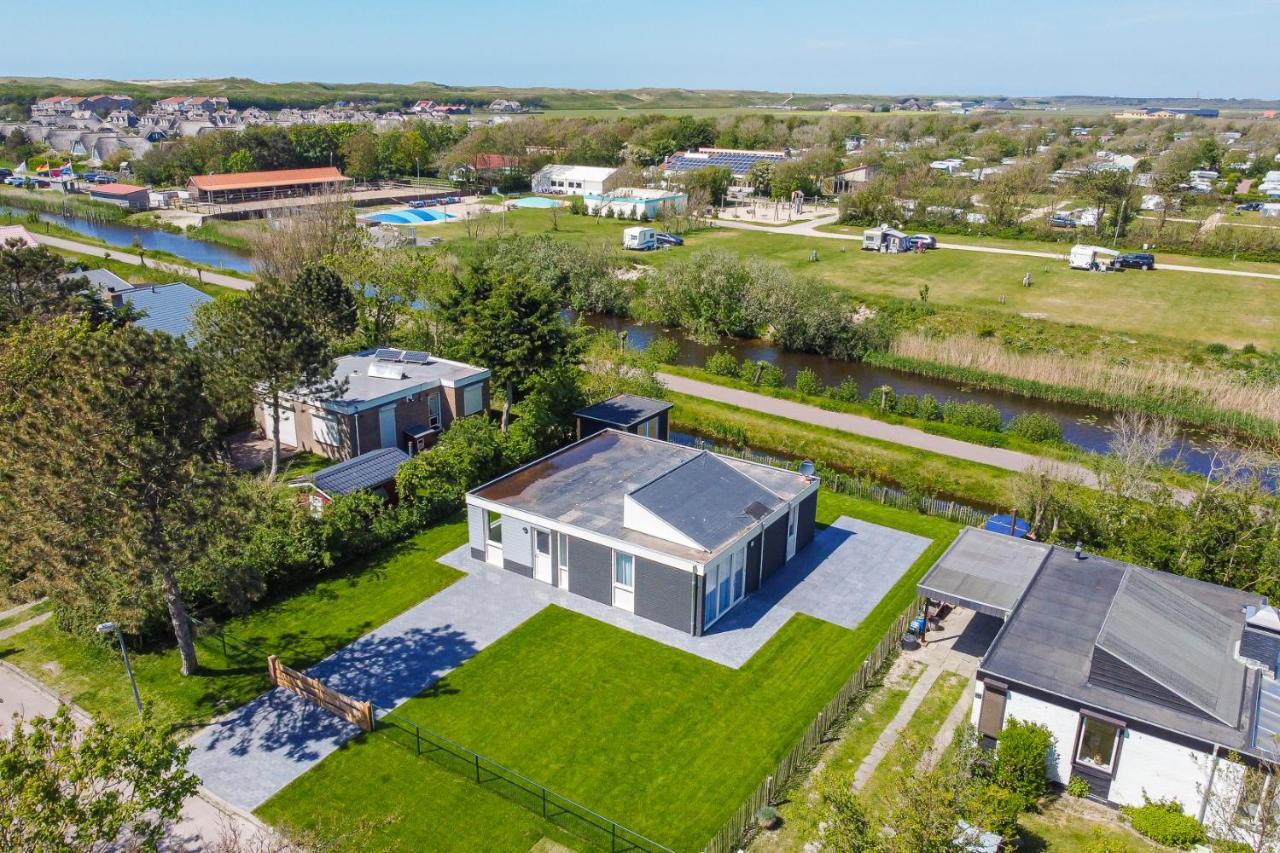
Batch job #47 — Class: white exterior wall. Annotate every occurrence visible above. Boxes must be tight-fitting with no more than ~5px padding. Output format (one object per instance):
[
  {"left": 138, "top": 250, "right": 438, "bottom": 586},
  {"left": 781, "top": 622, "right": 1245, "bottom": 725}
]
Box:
[
  {"left": 1108, "top": 727, "right": 1213, "bottom": 812},
  {"left": 1002, "top": 690, "right": 1085, "bottom": 785}
]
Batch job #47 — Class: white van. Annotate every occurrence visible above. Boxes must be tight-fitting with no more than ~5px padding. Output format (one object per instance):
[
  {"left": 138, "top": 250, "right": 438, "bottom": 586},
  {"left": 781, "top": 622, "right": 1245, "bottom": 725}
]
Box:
[{"left": 623, "top": 226, "right": 656, "bottom": 251}]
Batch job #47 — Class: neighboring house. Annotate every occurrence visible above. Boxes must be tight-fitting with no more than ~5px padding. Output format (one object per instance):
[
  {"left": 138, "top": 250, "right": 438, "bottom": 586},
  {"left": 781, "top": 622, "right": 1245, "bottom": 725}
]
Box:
[
  {"left": 582, "top": 188, "right": 687, "bottom": 219},
  {"left": 919, "top": 528, "right": 1276, "bottom": 828},
  {"left": 531, "top": 164, "right": 620, "bottom": 195},
  {"left": 292, "top": 446, "right": 410, "bottom": 513},
  {"left": 256, "top": 347, "right": 490, "bottom": 461},
  {"left": 61, "top": 267, "right": 132, "bottom": 297},
  {"left": 115, "top": 283, "right": 213, "bottom": 340},
  {"left": 828, "top": 164, "right": 880, "bottom": 194},
  {"left": 465, "top": 429, "right": 819, "bottom": 635},
  {"left": 575, "top": 394, "right": 673, "bottom": 441},
  {"left": 88, "top": 182, "right": 151, "bottom": 211},
  {"left": 0, "top": 225, "right": 39, "bottom": 248}
]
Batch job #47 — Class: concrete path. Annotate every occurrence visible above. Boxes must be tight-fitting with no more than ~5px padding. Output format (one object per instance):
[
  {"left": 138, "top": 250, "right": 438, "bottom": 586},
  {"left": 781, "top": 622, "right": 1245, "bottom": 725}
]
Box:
[
  {"left": 31, "top": 233, "right": 254, "bottom": 291},
  {"left": 0, "top": 658, "right": 273, "bottom": 851},
  {"left": 0, "top": 609, "right": 52, "bottom": 641},
  {"left": 659, "top": 370, "right": 1099, "bottom": 487}
]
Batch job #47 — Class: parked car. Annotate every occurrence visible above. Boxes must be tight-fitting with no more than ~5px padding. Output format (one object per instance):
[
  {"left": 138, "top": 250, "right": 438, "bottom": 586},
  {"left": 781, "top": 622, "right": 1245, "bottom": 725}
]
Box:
[
  {"left": 407, "top": 199, "right": 426, "bottom": 208},
  {"left": 81, "top": 171, "right": 100, "bottom": 182},
  {"left": 7, "top": 176, "right": 28, "bottom": 186},
  {"left": 1114, "top": 252, "right": 1156, "bottom": 270},
  {"left": 655, "top": 232, "right": 684, "bottom": 247},
  {"left": 0, "top": 168, "right": 11, "bottom": 179},
  {"left": 1049, "top": 214, "right": 1078, "bottom": 228},
  {"left": 1237, "top": 202, "right": 1263, "bottom": 212},
  {"left": 92, "top": 174, "right": 113, "bottom": 184},
  {"left": 907, "top": 234, "right": 936, "bottom": 249}
]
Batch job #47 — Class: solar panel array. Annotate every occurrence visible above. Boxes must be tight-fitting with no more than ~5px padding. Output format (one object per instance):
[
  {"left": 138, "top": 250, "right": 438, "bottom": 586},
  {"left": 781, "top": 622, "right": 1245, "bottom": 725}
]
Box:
[
  {"left": 373, "top": 348, "right": 432, "bottom": 364},
  {"left": 665, "top": 152, "right": 787, "bottom": 175},
  {"left": 374, "top": 348, "right": 402, "bottom": 361}
]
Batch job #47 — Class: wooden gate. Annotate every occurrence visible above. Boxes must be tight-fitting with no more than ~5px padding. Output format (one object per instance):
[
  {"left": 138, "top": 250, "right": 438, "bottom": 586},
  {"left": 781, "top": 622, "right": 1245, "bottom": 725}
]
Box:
[{"left": 267, "top": 655, "right": 374, "bottom": 732}]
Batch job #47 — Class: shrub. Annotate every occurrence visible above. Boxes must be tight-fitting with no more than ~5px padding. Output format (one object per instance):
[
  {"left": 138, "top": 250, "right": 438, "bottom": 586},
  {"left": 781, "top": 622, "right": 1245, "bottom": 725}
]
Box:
[
  {"left": 758, "top": 362, "right": 785, "bottom": 387},
  {"left": 967, "top": 783, "right": 1027, "bottom": 842},
  {"left": 1121, "top": 799, "right": 1206, "bottom": 849},
  {"left": 737, "top": 359, "right": 761, "bottom": 383},
  {"left": 705, "top": 350, "right": 740, "bottom": 377},
  {"left": 894, "top": 394, "right": 919, "bottom": 418},
  {"left": 1066, "top": 775, "right": 1091, "bottom": 798},
  {"left": 645, "top": 336, "right": 679, "bottom": 365},
  {"left": 794, "top": 367, "right": 822, "bottom": 396},
  {"left": 942, "top": 400, "right": 1004, "bottom": 433},
  {"left": 870, "top": 384, "right": 896, "bottom": 411},
  {"left": 1206, "top": 342, "right": 1230, "bottom": 356},
  {"left": 1007, "top": 412, "right": 1065, "bottom": 444},
  {"left": 568, "top": 196, "right": 586, "bottom": 215},
  {"left": 1084, "top": 828, "right": 1129, "bottom": 853},
  {"left": 994, "top": 718, "right": 1054, "bottom": 803},
  {"left": 831, "top": 377, "right": 861, "bottom": 402},
  {"left": 917, "top": 394, "right": 943, "bottom": 422},
  {"left": 1243, "top": 343, "right": 1258, "bottom": 355}
]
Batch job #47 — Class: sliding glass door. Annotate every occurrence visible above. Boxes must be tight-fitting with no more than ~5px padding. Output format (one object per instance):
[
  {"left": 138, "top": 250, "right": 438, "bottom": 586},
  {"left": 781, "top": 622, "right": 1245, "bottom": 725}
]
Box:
[{"left": 703, "top": 544, "right": 748, "bottom": 629}]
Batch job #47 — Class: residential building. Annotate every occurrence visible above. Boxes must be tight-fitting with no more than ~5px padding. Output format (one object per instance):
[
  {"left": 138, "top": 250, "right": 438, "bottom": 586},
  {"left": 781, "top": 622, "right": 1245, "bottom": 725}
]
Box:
[
  {"left": 255, "top": 347, "right": 490, "bottom": 461},
  {"left": 919, "top": 528, "right": 1277, "bottom": 830},
  {"left": 153, "top": 96, "right": 230, "bottom": 114},
  {"left": 828, "top": 164, "right": 880, "bottom": 194},
  {"left": 575, "top": 395, "right": 672, "bottom": 441},
  {"left": 187, "top": 166, "right": 351, "bottom": 204},
  {"left": 115, "top": 283, "right": 214, "bottom": 340},
  {"left": 531, "top": 164, "right": 620, "bottom": 195},
  {"left": 88, "top": 182, "right": 150, "bottom": 211},
  {"left": 465, "top": 429, "right": 819, "bottom": 635},
  {"left": 0, "top": 225, "right": 38, "bottom": 248},
  {"left": 61, "top": 268, "right": 133, "bottom": 297},
  {"left": 582, "top": 187, "right": 687, "bottom": 219},
  {"left": 291, "top": 447, "right": 410, "bottom": 512}
]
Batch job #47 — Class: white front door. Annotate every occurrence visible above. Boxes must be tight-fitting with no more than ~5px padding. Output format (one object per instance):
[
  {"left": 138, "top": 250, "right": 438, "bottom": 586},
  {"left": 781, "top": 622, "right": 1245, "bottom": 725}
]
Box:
[
  {"left": 533, "top": 528, "right": 552, "bottom": 584},
  {"left": 264, "top": 405, "right": 297, "bottom": 447},
  {"left": 378, "top": 405, "right": 398, "bottom": 449},
  {"left": 786, "top": 504, "right": 799, "bottom": 560}
]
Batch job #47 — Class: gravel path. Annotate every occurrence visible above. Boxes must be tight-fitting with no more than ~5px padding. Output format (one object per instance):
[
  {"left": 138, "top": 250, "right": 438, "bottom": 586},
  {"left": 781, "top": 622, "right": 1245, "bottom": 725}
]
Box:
[{"left": 32, "top": 233, "right": 254, "bottom": 291}]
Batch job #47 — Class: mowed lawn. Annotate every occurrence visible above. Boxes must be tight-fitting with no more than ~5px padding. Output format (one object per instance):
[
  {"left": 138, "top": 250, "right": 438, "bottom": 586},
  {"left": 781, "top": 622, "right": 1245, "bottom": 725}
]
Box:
[
  {"left": 257, "top": 493, "right": 959, "bottom": 852},
  {"left": 0, "top": 518, "right": 467, "bottom": 730},
  {"left": 431, "top": 208, "right": 1280, "bottom": 347}
]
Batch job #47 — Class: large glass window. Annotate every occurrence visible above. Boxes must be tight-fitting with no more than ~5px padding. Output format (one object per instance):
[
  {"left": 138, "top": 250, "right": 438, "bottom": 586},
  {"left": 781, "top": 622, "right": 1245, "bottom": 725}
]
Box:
[
  {"left": 1076, "top": 716, "right": 1121, "bottom": 773},
  {"left": 463, "top": 383, "right": 484, "bottom": 416},
  {"left": 704, "top": 566, "right": 719, "bottom": 625},
  {"left": 614, "top": 552, "right": 634, "bottom": 588},
  {"left": 486, "top": 510, "right": 502, "bottom": 544},
  {"left": 428, "top": 392, "right": 442, "bottom": 429}
]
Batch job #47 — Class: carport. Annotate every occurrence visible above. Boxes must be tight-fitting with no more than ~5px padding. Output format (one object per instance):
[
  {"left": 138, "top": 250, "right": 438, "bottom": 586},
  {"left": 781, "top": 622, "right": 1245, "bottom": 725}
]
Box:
[{"left": 917, "top": 528, "right": 1051, "bottom": 618}]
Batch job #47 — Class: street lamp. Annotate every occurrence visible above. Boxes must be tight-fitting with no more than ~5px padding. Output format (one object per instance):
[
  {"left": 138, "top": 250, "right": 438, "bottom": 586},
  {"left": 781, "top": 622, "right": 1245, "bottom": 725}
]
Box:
[{"left": 96, "top": 622, "right": 143, "bottom": 717}]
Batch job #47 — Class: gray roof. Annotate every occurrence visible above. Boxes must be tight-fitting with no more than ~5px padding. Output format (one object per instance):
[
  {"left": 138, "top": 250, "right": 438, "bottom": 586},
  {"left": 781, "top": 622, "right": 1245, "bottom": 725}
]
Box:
[
  {"left": 63, "top": 268, "right": 132, "bottom": 296},
  {"left": 981, "top": 546, "right": 1263, "bottom": 753},
  {"left": 918, "top": 527, "right": 1050, "bottom": 617},
  {"left": 1255, "top": 677, "right": 1280, "bottom": 759},
  {"left": 310, "top": 447, "right": 409, "bottom": 497},
  {"left": 574, "top": 394, "right": 672, "bottom": 428},
  {"left": 470, "top": 430, "right": 815, "bottom": 563},
  {"left": 306, "top": 348, "right": 489, "bottom": 414},
  {"left": 1097, "top": 568, "right": 1247, "bottom": 726},
  {"left": 120, "top": 283, "right": 214, "bottom": 340},
  {"left": 628, "top": 452, "right": 781, "bottom": 551}
]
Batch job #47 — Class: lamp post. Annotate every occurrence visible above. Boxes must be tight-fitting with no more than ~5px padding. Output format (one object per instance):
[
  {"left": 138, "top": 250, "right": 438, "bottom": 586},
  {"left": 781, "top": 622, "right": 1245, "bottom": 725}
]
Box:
[{"left": 96, "top": 622, "right": 143, "bottom": 717}]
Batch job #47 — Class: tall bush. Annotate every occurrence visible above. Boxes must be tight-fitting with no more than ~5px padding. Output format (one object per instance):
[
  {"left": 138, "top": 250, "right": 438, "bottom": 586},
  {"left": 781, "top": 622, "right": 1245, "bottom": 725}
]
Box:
[
  {"left": 994, "top": 718, "right": 1054, "bottom": 803},
  {"left": 794, "top": 368, "right": 822, "bottom": 396},
  {"left": 1007, "top": 411, "right": 1065, "bottom": 443},
  {"left": 706, "top": 350, "right": 740, "bottom": 377},
  {"left": 942, "top": 400, "right": 1004, "bottom": 433}
]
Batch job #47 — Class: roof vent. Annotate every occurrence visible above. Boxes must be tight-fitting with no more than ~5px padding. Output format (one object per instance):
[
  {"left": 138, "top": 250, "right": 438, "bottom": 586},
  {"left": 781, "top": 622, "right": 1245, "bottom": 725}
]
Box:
[{"left": 368, "top": 360, "right": 406, "bottom": 380}]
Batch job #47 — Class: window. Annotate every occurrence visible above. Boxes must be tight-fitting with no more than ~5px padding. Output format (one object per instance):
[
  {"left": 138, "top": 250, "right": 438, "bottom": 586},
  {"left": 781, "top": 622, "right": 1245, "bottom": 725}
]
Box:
[
  {"left": 427, "top": 392, "right": 442, "bottom": 430},
  {"left": 555, "top": 532, "right": 569, "bottom": 570},
  {"left": 637, "top": 417, "right": 656, "bottom": 438},
  {"left": 462, "top": 383, "right": 484, "bottom": 416},
  {"left": 704, "top": 566, "right": 719, "bottom": 625},
  {"left": 1076, "top": 715, "right": 1122, "bottom": 773},
  {"left": 311, "top": 412, "right": 340, "bottom": 446},
  {"left": 614, "top": 552, "right": 634, "bottom": 588},
  {"left": 977, "top": 681, "right": 1007, "bottom": 738},
  {"left": 486, "top": 510, "right": 502, "bottom": 544}
]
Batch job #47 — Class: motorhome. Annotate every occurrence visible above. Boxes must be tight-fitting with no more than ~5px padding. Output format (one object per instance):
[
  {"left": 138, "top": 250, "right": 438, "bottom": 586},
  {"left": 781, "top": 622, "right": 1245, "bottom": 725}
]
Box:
[
  {"left": 1068, "top": 244, "right": 1118, "bottom": 271},
  {"left": 623, "top": 226, "right": 657, "bottom": 251},
  {"left": 861, "top": 224, "right": 910, "bottom": 253}
]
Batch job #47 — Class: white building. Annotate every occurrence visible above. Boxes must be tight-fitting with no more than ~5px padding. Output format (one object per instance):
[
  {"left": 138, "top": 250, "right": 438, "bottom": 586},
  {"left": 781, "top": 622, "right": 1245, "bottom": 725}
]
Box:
[
  {"left": 583, "top": 187, "right": 687, "bottom": 220},
  {"left": 919, "top": 529, "right": 1278, "bottom": 838},
  {"left": 531, "top": 164, "right": 620, "bottom": 196}
]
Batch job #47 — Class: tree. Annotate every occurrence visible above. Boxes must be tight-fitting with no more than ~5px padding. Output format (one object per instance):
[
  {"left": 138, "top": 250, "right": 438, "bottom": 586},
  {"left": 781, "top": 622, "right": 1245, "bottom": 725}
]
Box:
[
  {"left": 680, "top": 166, "right": 733, "bottom": 207},
  {"left": 0, "top": 707, "right": 198, "bottom": 851},
  {"left": 340, "top": 128, "right": 381, "bottom": 182},
  {"left": 290, "top": 263, "right": 357, "bottom": 340},
  {"left": 225, "top": 148, "right": 256, "bottom": 173},
  {"left": 0, "top": 321, "right": 233, "bottom": 673},
  {"left": 747, "top": 160, "right": 774, "bottom": 197},
  {"left": 336, "top": 246, "right": 444, "bottom": 349},
  {"left": 436, "top": 255, "right": 574, "bottom": 432},
  {"left": 251, "top": 198, "right": 362, "bottom": 285},
  {"left": 879, "top": 735, "right": 980, "bottom": 853},
  {"left": 0, "top": 242, "right": 88, "bottom": 330}
]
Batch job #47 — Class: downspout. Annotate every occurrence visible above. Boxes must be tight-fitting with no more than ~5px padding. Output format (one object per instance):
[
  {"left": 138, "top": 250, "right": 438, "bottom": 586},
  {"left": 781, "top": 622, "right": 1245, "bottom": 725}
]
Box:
[
  {"left": 1198, "top": 743, "right": 1222, "bottom": 824},
  {"left": 353, "top": 411, "right": 361, "bottom": 457}
]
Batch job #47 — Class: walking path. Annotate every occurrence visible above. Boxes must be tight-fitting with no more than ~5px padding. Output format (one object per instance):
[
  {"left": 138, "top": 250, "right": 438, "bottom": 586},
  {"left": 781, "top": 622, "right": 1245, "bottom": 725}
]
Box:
[
  {"left": 31, "top": 233, "right": 254, "bottom": 292},
  {"left": 658, "top": 370, "right": 1099, "bottom": 487},
  {"left": 0, "top": 609, "right": 52, "bottom": 641}
]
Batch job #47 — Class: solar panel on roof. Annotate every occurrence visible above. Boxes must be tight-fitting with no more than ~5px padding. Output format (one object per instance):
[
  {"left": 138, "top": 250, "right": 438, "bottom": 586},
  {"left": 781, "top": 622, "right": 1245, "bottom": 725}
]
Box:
[
  {"left": 401, "top": 351, "right": 432, "bottom": 364},
  {"left": 374, "top": 348, "right": 402, "bottom": 361}
]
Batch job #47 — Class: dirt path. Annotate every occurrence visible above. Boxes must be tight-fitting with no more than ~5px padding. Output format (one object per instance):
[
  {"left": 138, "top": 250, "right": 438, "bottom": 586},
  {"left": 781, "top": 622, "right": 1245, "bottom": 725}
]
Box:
[{"left": 31, "top": 233, "right": 254, "bottom": 292}]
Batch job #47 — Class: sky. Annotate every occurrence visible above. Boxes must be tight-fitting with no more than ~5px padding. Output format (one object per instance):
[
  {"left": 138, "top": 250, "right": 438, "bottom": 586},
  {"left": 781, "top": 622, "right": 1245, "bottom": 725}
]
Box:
[{"left": 5, "top": 0, "right": 1278, "bottom": 99}]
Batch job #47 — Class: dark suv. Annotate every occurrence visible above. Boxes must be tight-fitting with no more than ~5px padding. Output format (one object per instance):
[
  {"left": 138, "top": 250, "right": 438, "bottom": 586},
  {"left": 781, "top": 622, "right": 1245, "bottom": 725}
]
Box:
[{"left": 1114, "top": 252, "right": 1156, "bottom": 270}]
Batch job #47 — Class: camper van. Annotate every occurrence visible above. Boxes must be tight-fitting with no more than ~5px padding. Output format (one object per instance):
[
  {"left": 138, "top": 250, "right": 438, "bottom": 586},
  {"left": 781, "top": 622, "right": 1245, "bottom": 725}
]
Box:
[
  {"left": 1068, "top": 244, "right": 1119, "bottom": 271},
  {"left": 861, "top": 224, "right": 910, "bottom": 253},
  {"left": 623, "top": 226, "right": 657, "bottom": 251}
]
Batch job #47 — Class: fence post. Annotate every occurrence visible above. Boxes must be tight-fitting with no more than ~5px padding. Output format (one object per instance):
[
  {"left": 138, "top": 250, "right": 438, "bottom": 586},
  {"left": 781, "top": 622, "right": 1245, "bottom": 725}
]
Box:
[
  {"left": 542, "top": 786, "right": 547, "bottom": 818},
  {"left": 475, "top": 753, "right": 481, "bottom": 783},
  {"left": 220, "top": 630, "right": 227, "bottom": 660},
  {"left": 611, "top": 823, "right": 617, "bottom": 853},
  {"left": 415, "top": 724, "right": 420, "bottom": 755}
]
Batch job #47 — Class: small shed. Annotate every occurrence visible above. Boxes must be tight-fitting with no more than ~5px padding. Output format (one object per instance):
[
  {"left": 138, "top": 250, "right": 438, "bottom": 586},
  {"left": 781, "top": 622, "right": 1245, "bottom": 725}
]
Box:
[
  {"left": 574, "top": 394, "right": 673, "bottom": 441},
  {"left": 295, "top": 447, "right": 410, "bottom": 512},
  {"left": 88, "top": 182, "right": 150, "bottom": 211}
]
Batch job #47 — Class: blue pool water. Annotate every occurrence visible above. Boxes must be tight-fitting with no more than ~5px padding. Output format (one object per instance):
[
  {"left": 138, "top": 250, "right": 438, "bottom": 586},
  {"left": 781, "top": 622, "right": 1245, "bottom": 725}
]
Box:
[
  {"left": 510, "top": 196, "right": 565, "bottom": 209},
  {"left": 363, "top": 208, "right": 456, "bottom": 224}
]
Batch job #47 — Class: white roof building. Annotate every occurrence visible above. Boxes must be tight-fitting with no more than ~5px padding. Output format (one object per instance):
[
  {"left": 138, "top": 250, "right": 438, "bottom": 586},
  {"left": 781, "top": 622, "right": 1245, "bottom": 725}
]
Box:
[{"left": 531, "top": 164, "right": 620, "bottom": 196}]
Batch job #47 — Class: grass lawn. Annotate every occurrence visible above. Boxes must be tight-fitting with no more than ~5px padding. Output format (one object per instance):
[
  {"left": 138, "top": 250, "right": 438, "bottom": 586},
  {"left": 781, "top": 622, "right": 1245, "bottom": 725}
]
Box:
[
  {"left": 0, "top": 598, "right": 54, "bottom": 633},
  {"left": 0, "top": 518, "right": 467, "bottom": 730},
  {"left": 1018, "top": 797, "right": 1166, "bottom": 851},
  {"left": 433, "top": 208, "right": 1280, "bottom": 347},
  {"left": 275, "top": 451, "right": 335, "bottom": 480},
  {"left": 257, "top": 492, "right": 959, "bottom": 852}
]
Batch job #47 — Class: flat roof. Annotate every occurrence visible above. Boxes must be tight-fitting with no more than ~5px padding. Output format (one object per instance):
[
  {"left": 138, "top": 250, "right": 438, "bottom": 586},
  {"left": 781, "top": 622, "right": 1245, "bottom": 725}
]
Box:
[
  {"left": 534, "top": 164, "right": 617, "bottom": 182},
  {"left": 188, "top": 166, "right": 349, "bottom": 192},
  {"left": 918, "top": 527, "right": 1051, "bottom": 617},
  {"left": 89, "top": 182, "right": 148, "bottom": 195},
  {"left": 297, "top": 348, "right": 488, "bottom": 414},
  {"left": 470, "top": 430, "right": 815, "bottom": 563},
  {"left": 574, "top": 394, "right": 673, "bottom": 428}
]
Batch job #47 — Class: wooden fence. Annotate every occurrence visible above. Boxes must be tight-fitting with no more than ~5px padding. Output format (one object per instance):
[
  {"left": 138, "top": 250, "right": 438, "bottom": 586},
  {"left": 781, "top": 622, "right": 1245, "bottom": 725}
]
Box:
[
  {"left": 702, "top": 602, "right": 920, "bottom": 853},
  {"left": 267, "top": 655, "right": 374, "bottom": 732}
]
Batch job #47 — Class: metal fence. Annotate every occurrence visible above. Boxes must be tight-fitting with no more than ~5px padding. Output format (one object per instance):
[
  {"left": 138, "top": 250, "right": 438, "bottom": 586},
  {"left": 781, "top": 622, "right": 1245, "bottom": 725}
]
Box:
[
  {"left": 688, "top": 438, "right": 991, "bottom": 528},
  {"left": 375, "top": 708, "right": 673, "bottom": 853},
  {"left": 702, "top": 601, "right": 920, "bottom": 853}
]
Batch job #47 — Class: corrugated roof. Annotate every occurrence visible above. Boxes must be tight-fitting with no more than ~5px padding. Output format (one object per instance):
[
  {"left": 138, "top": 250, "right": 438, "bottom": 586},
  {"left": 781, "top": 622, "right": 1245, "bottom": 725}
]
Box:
[
  {"left": 120, "top": 283, "right": 213, "bottom": 340},
  {"left": 188, "top": 167, "right": 349, "bottom": 192},
  {"left": 1097, "top": 568, "right": 1247, "bottom": 726},
  {"left": 917, "top": 527, "right": 1050, "bottom": 617},
  {"left": 311, "top": 448, "right": 409, "bottom": 497},
  {"left": 628, "top": 452, "right": 782, "bottom": 551},
  {"left": 574, "top": 394, "right": 672, "bottom": 428}
]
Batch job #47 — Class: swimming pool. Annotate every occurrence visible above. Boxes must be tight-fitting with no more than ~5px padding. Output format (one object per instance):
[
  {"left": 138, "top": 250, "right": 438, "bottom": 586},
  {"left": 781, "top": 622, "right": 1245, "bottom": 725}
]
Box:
[
  {"left": 510, "top": 196, "right": 566, "bottom": 209},
  {"left": 363, "top": 208, "right": 456, "bottom": 224}
]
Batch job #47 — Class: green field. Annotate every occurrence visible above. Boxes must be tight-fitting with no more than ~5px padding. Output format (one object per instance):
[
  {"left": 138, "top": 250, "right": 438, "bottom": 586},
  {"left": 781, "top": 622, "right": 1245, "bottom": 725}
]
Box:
[
  {"left": 257, "top": 493, "right": 959, "bottom": 851},
  {"left": 0, "top": 518, "right": 467, "bottom": 729}
]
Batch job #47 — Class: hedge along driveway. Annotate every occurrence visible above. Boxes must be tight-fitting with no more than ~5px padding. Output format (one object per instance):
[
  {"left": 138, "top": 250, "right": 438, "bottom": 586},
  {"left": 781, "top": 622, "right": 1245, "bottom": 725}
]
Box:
[{"left": 258, "top": 493, "right": 960, "bottom": 851}]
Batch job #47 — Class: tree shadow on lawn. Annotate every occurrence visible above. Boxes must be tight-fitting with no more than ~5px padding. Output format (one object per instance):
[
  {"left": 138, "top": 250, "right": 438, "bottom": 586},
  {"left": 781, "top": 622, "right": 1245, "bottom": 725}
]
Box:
[{"left": 191, "top": 624, "right": 478, "bottom": 763}]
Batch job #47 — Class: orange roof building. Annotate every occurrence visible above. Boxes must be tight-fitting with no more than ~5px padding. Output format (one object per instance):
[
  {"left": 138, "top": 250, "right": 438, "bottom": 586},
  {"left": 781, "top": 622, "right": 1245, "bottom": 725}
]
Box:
[{"left": 186, "top": 166, "right": 351, "bottom": 204}]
